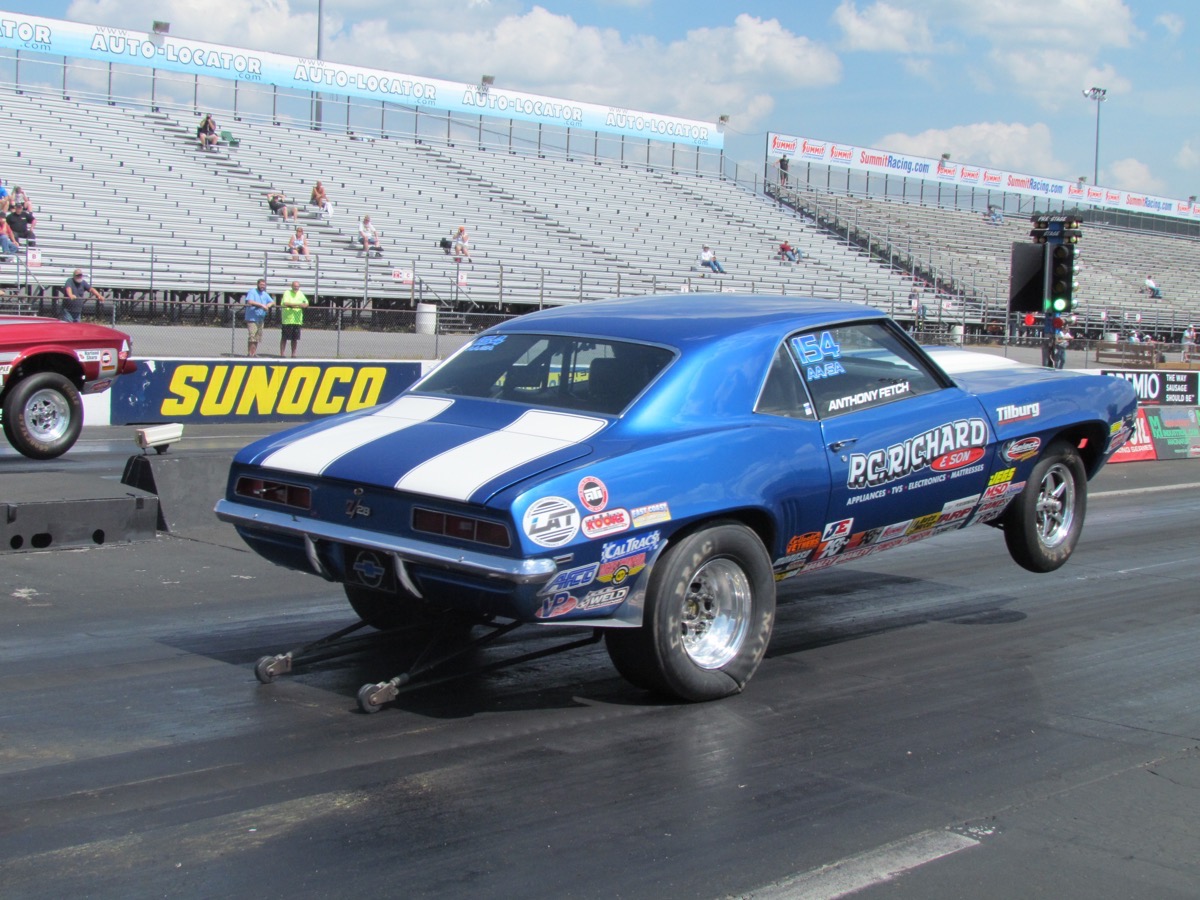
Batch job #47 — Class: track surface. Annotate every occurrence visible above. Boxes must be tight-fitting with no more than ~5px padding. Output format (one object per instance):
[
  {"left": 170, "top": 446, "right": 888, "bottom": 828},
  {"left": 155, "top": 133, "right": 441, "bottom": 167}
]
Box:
[{"left": 2, "top": 428, "right": 1198, "bottom": 899}]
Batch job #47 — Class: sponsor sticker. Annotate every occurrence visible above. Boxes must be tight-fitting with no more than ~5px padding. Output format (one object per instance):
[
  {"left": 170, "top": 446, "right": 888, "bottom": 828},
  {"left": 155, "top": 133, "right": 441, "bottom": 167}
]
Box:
[
  {"left": 821, "top": 518, "right": 854, "bottom": 541},
  {"left": 1002, "top": 437, "right": 1041, "bottom": 462},
  {"left": 538, "top": 562, "right": 599, "bottom": 596},
  {"left": 847, "top": 418, "right": 989, "bottom": 489},
  {"left": 536, "top": 591, "right": 577, "bottom": 619},
  {"left": 578, "top": 475, "right": 608, "bottom": 513},
  {"left": 996, "top": 402, "right": 1040, "bottom": 423},
  {"left": 786, "top": 532, "right": 821, "bottom": 554},
  {"left": 76, "top": 349, "right": 101, "bottom": 362},
  {"left": 876, "top": 520, "right": 913, "bottom": 543},
  {"left": 988, "top": 467, "right": 1016, "bottom": 486},
  {"left": 576, "top": 586, "right": 629, "bottom": 612},
  {"left": 597, "top": 552, "right": 646, "bottom": 585},
  {"left": 906, "top": 512, "right": 942, "bottom": 534},
  {"left": 523, "top": 496, "right": 579, "bottom": 548},
  {"left": 582, "top": 508, "right": 630, "bottom": 539},
  {"left": 983, "top": 482, "right": 1011, "bottom": 500},
  {"left": 630, "top": 501, "right": 671, "bottom": 527}
]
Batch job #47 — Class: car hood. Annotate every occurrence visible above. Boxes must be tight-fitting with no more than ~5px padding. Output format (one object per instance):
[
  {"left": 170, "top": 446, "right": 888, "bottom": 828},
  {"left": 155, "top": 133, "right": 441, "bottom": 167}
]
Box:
[{"left": 237, "top": 394, "right": 606, "bottom": 504}]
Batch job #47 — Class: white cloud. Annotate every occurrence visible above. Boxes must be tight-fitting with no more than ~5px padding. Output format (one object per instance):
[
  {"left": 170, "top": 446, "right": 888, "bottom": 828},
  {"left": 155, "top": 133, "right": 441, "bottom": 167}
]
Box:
[
  {"left": 876, "top": 121, "right": 1066, "bottom": 177},
  {"left": 832, "top": 1, "right": 935, "bottom": 53},
  {"left": 1105, "top": 157, "right": 1165, "bottom": 194},
  {"left": 1154, "top": 13, "right": 1184, "bottom": 38},
  {"left": 1175, "top": 141, "right": 1200, "bottom": 170},
  {"left": 942, "top": 0, "right": 1138, "bottom": 50}
]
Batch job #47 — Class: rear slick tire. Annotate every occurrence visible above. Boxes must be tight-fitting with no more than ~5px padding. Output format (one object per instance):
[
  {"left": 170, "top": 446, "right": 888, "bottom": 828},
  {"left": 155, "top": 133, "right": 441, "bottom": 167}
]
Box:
[
  {"left": 1002, "top": 440, "right": 1087, "bottom": 573},
  {"left": 344, "top": 583, "right": 474, "bottom": 641},
  {"left": 605, "top": 521, "right": 775, "bottom": 702}
]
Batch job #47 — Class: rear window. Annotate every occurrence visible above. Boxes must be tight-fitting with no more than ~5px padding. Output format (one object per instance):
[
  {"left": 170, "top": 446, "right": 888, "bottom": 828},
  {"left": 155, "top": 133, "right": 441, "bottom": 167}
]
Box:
[{"left": 415, "top": 333, "right": 674, "bottom": 415}]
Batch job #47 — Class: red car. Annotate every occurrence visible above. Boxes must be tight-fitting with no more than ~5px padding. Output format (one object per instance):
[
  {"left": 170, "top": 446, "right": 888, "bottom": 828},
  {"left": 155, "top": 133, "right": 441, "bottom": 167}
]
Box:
[{"left": 0, "top": 315, "right": 136, "bottom": 459}]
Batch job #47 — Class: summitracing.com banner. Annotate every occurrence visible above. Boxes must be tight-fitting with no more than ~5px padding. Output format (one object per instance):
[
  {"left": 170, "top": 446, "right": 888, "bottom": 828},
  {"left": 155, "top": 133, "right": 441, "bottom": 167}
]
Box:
[
  {"left": 768, "top": 132, "right": 1198, "bottom": 223},
  {"left": 111, "top": 359, "right": 423, "bottom": 425},
  {"left": 0, "top": 11, "right": 720, "bottom": 149}
]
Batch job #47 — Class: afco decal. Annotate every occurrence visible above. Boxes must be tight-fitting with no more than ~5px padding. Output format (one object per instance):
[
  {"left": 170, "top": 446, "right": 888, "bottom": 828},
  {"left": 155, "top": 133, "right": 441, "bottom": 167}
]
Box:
[
  {"left": 847, "top": 418, "right": 989, "bottom": 489},
  {"left": 111, "top": 359, "right": 421, "bottom": 424}
]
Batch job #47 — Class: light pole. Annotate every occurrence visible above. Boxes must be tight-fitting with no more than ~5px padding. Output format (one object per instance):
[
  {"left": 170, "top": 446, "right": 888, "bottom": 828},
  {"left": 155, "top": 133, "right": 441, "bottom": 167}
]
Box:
[{"left": 1082, "top": 86, "right": 1106, "bottom": 187}]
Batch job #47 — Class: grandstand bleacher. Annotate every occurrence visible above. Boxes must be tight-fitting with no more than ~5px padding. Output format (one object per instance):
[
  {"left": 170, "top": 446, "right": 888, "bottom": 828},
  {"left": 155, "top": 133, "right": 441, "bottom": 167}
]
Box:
[{"left": 2, "top": 82, "right": 1197, "bottom": 345}]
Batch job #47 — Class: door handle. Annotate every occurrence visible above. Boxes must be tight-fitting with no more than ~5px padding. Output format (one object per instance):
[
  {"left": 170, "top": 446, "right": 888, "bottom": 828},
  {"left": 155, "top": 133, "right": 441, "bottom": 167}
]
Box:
[{"left": 828, "top": 438, "right": 858, "bottom": 452}]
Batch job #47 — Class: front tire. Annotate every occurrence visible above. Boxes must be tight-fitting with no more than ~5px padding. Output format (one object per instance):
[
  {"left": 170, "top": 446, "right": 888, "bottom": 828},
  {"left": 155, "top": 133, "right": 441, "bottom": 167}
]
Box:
[
  {"left": 605, "top": 521, "right": 775, "bottom": 702},
  {"left": 1002, "top": 440, "right": 1087, "bottom": 573},
  {"left": 2, "top": 372, "right": 84, "bottom": 460}
]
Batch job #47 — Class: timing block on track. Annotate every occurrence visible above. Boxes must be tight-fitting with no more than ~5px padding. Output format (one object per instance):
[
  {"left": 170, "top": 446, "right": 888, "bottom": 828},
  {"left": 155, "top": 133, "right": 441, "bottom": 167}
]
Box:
[{"left": 1, "top": 474, "right": 159, "bottom": 553}]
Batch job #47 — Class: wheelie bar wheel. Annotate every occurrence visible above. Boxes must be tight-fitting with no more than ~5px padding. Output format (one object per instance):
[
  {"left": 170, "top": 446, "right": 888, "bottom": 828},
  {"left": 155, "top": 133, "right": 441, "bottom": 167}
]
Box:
[
  {"left": 254, "top": 654, "right": 293, "bottom": 684},
  {"left": 357, "top": 677, "right": 407, "bottom": 714}
]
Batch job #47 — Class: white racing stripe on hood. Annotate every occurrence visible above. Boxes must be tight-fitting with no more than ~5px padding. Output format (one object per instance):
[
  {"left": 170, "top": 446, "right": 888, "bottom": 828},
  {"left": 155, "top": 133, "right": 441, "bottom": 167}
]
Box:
[
  {"left": 395, "top": 410, "right": 606, "bottom": 501},
  {"left": 262, "top": 395, "right": 454, "bottom": 474}
]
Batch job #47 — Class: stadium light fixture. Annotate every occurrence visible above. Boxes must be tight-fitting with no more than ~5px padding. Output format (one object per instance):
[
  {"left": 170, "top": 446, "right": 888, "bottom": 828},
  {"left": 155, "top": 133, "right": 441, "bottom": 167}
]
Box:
[{"left": 1082, "top": 86, "right": 1106, "bottom": 187}]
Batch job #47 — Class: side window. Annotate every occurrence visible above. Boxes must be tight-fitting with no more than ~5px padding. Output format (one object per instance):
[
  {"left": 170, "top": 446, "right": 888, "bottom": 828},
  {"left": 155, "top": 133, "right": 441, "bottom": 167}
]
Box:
[
  {"left": 791, "top": 322, "right": 944, "bottom": 418},
  {"left": 756, "top": 343, "right": 816, "bottom": 420}
]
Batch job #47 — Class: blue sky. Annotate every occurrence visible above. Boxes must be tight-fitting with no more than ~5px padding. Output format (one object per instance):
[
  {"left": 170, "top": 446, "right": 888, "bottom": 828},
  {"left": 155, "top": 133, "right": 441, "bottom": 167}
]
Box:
[{"left": 9, "top": 0, "right": 1200, "bottom": 200}]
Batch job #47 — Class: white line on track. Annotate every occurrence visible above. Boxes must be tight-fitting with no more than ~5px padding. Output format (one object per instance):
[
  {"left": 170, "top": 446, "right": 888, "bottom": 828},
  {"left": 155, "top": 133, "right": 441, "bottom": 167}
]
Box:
[
  {"left": 1091, "top": 482, "right": 1200, "bottom": 499},
  {"left": 739, "top": 829, "right": 979, "bottom": 900}
]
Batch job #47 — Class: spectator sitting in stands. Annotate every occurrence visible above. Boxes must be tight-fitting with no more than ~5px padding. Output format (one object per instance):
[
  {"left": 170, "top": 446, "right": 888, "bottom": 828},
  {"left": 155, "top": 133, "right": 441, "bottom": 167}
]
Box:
[
  {"left": 699, "top": 244, "right": 726, "bottom": 275},
  {"left": 1145, "top": 275, "right": 1163, "bottom": 299},
  {"left": 267, "top": 190, "right": 298, "bottom": 223},
  {"left": 6, "top": 201, "right": 35, "bottom": 247},
  {"left": 197, "top": 113, "right": 219, "bottom": 151},
  {"left": 10, "top": 185, "right": 30, "bottom": 210},
  {"left": 288, "top": 226, "right": 313, "bottom": 263},
  {"left": 310, "top": 181, "right": 328, "bottom": 209},
  {"left": 452, "top": 225, "right": 471, "bottom": 262},
  {"left": 358, "top": 215, "right": 382, "bottom": 256},
  {"left": 986, "top": 205, "right": 1004, "bottom": 225},
  {"left": 0, "top": 181, "right": 8, "bottom": 214},
  {"left": 0, "top": 215, "right": 20, "bottom": 259},
  {"left": 779, "top": 240, "right": 799, "bottom": 263}
]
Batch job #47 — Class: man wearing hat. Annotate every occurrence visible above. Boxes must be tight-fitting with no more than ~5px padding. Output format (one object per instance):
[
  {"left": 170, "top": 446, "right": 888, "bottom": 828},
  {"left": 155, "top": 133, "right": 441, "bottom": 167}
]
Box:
[
  {"left": 6, "top": 199, "right": 35, "bottom": 247},
  {"left": 62, "top": 269, "right": 105, "bottom": 323}
]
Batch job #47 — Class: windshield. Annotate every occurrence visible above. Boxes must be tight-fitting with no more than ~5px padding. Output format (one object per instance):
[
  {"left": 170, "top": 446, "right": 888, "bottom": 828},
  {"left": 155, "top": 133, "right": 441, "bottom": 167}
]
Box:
[{"left": 416, "top": 333, "right": 674, "bottom": 415}]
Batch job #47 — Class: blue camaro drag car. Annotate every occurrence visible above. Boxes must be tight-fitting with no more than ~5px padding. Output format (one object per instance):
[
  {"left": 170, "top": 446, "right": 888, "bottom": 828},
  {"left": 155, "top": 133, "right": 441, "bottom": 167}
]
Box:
[{"left": 216, "top": 294, "right": 1138, "bottom": 704}]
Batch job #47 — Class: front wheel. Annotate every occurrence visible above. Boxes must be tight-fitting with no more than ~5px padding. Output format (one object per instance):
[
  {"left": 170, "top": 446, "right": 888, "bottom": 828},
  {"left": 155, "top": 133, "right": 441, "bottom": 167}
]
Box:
[
  {"left": 1002, "top": 440, "right": 1087, "bottom": 573},
  {"left": 2, "top": 372, "right": 84, "bottom": 459},
  {"left": 605, "top": 521, "right": 776, "bottom": 702}
]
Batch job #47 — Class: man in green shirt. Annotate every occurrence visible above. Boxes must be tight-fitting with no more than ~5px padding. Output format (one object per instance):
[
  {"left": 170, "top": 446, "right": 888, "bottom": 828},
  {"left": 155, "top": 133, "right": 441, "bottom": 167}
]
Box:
[{"left": 278, "top": 280, "right": 309, "bottom": 357}]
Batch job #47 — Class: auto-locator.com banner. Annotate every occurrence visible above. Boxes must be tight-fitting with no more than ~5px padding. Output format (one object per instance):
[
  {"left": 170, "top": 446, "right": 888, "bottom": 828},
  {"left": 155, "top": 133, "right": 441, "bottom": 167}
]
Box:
[
  {"left": 0, "top": 11, "right": 720, "bottom": 149},
  {"left": 110, "top": 359, "right": 424, "bottom": 425},
  {"left": 769, "top": 132, "right": 1199, "bottom": 224}
]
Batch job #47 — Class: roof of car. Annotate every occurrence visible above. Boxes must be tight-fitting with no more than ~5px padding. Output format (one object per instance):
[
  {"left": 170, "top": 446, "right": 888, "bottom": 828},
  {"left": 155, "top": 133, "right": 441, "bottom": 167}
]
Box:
[{"left": 493, "top": 294, "right": 881, "bottom": 348}]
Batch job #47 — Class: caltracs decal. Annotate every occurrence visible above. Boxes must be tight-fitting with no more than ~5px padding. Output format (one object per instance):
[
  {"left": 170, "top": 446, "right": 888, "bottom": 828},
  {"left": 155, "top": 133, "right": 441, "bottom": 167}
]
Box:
[
  {"left": 582, "top": 508, "right": 630, "bottom": 539},
  {"left": 578, "top": 475, "right": 609, "bottom": 513},
  {"left": 847, "top": 418, "right": 989, "bottom": 489},
  {"left": 523, "top": 496, "right": 580, "bottom": 548},
  {"left": 1002, "top": 436, "right": 1042, "bottom": 462}
]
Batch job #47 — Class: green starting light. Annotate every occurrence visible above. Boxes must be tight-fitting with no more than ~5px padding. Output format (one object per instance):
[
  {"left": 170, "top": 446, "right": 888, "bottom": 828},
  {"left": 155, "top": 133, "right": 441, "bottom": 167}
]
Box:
[{"left": 1052, "top": 297, "right": 1070, "bottom": 312}]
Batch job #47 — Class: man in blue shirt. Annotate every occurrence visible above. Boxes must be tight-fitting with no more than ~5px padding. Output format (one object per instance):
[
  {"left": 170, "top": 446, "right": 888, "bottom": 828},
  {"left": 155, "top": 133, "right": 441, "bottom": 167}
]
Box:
[{"left": 243, "top": 278, "right": 272, "bottom": 357}]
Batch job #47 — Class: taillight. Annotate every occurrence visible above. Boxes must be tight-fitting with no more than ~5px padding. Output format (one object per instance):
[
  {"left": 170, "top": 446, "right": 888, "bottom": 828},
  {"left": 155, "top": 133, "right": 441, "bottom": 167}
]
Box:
[
  {"left": 413, "top": 507, "right": 510, "bottom": 548},
  {"left": 235, "top": 476, "right": 312, "bottom": 510}
]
